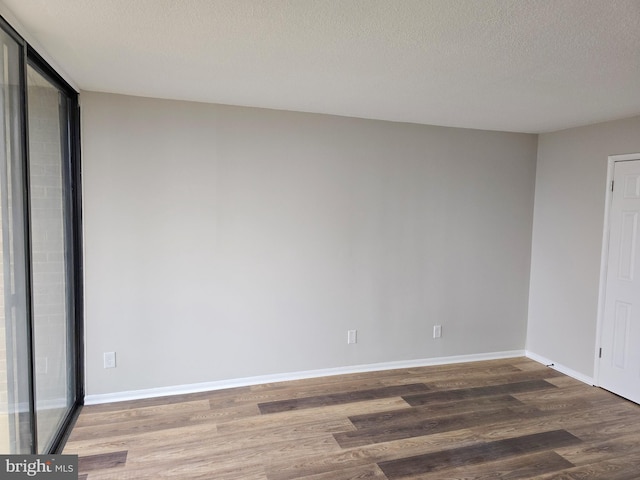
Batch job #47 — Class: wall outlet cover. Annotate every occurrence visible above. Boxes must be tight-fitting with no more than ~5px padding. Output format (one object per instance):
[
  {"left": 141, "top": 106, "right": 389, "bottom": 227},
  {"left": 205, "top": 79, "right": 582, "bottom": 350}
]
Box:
[
  {"left": 433, "top": 325, "right": 442, "bottom": 339},
  {"left": 104, "top": 351, "right": 116, "bottom": 369}
]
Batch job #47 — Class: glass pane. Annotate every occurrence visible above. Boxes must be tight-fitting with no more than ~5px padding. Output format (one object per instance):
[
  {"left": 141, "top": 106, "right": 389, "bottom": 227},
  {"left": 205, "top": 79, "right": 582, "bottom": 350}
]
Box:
[
  {"left": 0, "top": 30, "right": 32, "bottom": 453},
  {"left": 27, "top": 65, "right": 73, "bottom": 453}
]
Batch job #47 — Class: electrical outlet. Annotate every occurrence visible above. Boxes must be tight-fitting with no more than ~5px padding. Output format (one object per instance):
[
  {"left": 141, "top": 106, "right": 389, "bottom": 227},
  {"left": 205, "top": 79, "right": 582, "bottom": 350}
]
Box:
[
  {"left": 347, "top": 329, "right": 357, "bottom": 344},
  {"left": 433, "top": 325, "right": 442, "bottom": 339},
  {"left": 104, "top": 351, "right": 116, "bottom": 369}
]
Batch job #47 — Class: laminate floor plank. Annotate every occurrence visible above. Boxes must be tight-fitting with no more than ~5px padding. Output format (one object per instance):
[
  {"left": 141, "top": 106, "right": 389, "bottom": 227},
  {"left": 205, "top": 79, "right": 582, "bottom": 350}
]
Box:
[
  {"left": 189, "top": 402, "right": 260, "bottom": 422},
  {"left": 335, "top": 406, "right": 543, "bottom": 448},
  {"left": 544, "top": 375, "right": 592, "bottom": 388},
  {"left": 70, "top": 410, "right": 220, "bottom": 441},
  {"left": 529, "top": 451, "right": 640, "bottom": 480},
  {"left": 241, "top": 366, "right": 441, "bottom": 405},
  {"left": 62, "top": 357, "right": 640, "bottom": 480},
  {"left": 69, "top": 413, "right": 328, "bottom": 459},
  {"left": 82, "top": 462, "right": 268, "bottom": 480},
  {"left": 258, "top": 383, "right": 429, "bottom": 414},
  {"left": 556, "top": 433, "right": 640, "bottom": 466},
  {"left": 511, "top": 385, "right": 610, "bottom": 408},
  {"left": 66, "top": 421, "right": 221, "bottom": 456},
  {"left": 127, "top": 426, "right": 341, "bottom": 466},
  {"left": 83, "top": 387, "right": 252, "bottom": 413},
  {"left": 251, "top": 362, "right": 521, "bottom": 406},
  {"left": 416, "top": 369, "right": 564, "bottom": 391},
  {"left": 470, "top": 401, "right": 639, "bottom": 442},
  {"left": 509, "top": 358, "right": 551, "bottom": 371},
  {"left": 390, "top": 364, "right": 525, "bottom": 384},
  {"left": 403, "top": 380, "right": 556, "bottom": 406},
  {"left": 75, "top": 399, "right": 212, "bottom": 427},
  {"left": 77, "top": 451, "right": 128, "bottom": 472},
  {"left": 217, "top": 397, "right": 409, "bottom": 434},
  {"left": 567, "top": 416, "right": 640, "bottom": 441},
  {"left": 235, "top": 378, "right": 394, "bottom": 407},
  {"left": 121, "top": 435, "right": 338, "bottom": 480},
  {"left": 377, "top": 430, "right": 581, "bottom": 479},
  {"left": 348, "top": 394, "right": 524, "bottom": 430},
  {"left": 401, "top": 451, "right": 574, "bottom": 480},
  {"left": 265, "top": 428, "right": 484, "bottom": 480},
  {"left": 292, "top": 463, "right": 387, "bottom": 480}
]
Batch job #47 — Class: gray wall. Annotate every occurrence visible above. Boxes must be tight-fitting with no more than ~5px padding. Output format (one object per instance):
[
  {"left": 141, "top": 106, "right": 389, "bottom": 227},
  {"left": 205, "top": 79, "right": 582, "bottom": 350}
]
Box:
[
  {"left": 81, "top": 92, "right": 537, "bottom": 396},
  {"left": 527, "top": 115, "right": 640, "bottom": 378}
]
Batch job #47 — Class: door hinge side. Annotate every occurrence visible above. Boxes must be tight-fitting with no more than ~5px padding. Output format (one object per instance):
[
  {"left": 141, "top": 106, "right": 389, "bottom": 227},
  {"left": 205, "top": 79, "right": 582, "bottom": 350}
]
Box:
[
  {"left": 599, "top": 347, "right": 602, "bottom": 358},
  {"left": 611, "top": 180, "right": 615, "bottom": 192}
]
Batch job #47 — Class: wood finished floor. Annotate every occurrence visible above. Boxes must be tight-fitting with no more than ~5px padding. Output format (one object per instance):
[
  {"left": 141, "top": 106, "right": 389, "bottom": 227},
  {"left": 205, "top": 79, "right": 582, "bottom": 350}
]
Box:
[{"left": 63, "top": 357, "right": 640, "bottom": 479}]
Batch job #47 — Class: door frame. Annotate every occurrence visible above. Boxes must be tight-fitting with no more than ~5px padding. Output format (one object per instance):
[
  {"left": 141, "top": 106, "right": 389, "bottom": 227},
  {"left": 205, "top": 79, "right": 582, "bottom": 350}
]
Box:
[
  {"left": 0, "top": 14, "right": 83, "bottom": 454},
  {"left": 594, "top": 152, "right": 640, "bottom": 387},
  {"left": 26, "top": 44, "right": 84, "bottom": 455}
]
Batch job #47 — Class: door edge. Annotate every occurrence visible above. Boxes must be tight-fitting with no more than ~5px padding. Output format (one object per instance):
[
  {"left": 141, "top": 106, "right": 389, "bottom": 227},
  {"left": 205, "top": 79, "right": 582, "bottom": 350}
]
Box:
[{"left": 594, "top": 153, "right": 640, "bottom": 387}]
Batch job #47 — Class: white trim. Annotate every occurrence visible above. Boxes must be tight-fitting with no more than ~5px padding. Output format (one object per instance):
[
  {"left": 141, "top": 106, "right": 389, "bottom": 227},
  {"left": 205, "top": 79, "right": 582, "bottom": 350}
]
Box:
[
  {"left": 594, "top": 153, "right": 640, "bottom": 386},
  {"left": 84, "top": 350, "right": 525, "bottom": 405},
  {"left": 525, "top": 351, "right": 594, "bottom": 386},
  {"left": 0, "top": 401, "right": 29, "bottom": 415},
  {"left": 0, "top": 398, "right": 67, "bottom": 415}
]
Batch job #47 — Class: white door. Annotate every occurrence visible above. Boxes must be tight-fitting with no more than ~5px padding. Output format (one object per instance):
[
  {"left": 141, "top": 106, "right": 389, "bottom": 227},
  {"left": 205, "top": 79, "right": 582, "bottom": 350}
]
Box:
[{"left": 600, "top": 159, "right": 640, "bottom": 403}]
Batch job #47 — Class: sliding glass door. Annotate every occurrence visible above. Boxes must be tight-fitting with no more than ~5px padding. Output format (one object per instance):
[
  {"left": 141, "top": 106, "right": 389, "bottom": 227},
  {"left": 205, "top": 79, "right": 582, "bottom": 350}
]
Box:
[
  {"left": 0, "top": 22, "right": 32, "bottom": 455},
  {"left": 27, "top": 63, "right": 77, "bottom": 453},
  {"left": 0, "top": 17, "right": 82, "bottom": 455}
]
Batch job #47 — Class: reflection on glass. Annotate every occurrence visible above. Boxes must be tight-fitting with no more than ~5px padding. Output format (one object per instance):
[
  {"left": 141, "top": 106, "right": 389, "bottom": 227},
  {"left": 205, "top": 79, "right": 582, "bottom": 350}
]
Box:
[
  {"left": 0, "top": 30, "right": 32, "bottom": 453},
  {"left": 27, "top": 65, "right": 73, "bottom": 453}
]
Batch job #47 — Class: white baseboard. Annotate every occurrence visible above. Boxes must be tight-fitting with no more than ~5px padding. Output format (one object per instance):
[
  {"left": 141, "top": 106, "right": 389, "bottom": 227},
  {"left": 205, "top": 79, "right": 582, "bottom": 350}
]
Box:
[
  {"left": 0, "top": 398, "right": 67, "bottom": 415},
  {"left": 84, "top": 349, "right": 525, "bottom": 405},
  {"left": 525, "top": 351, "right": 595, "bottom": 386}
]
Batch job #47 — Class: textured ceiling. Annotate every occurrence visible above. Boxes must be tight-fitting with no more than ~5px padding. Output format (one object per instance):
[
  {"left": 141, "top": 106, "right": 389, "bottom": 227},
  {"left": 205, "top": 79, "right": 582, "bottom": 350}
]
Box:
[{"left": 2, "top": 0, "right": 639, "bottom": 133}]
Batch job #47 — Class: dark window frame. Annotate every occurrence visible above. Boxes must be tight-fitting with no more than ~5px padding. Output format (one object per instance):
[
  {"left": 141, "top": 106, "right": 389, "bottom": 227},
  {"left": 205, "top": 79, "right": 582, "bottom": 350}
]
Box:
[{"left": 0, "top": 14, "right": 84, "bottom": 455}]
